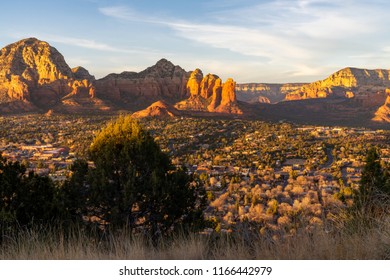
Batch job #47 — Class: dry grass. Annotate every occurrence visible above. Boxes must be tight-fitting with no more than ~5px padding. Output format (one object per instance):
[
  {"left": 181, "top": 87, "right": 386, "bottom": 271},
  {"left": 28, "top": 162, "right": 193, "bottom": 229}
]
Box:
[{"left": 1, "top": 216, "right": 390, "bottom": 260}]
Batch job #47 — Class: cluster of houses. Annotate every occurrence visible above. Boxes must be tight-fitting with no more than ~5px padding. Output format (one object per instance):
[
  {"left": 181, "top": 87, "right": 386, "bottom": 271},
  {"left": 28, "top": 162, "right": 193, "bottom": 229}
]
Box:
[{"left": 1, "top": 143, "right": 74, "bottom": 181}]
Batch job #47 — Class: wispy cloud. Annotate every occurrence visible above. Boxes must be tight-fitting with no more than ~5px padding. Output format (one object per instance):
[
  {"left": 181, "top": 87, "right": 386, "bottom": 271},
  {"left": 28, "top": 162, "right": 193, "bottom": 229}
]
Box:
[
  {"left": 98, "top": 5, "right": 311, "bottom": 61},
  {"left": 11, "top": 33, "right": 164, "bottom": 56},
  {"left": 10, "top": 32, "right": 124, "bottom": 52},
  {"left": 98, "top": 2, "right": 375, "bottom": 48},
  {"left": 99, "top": 6, "right": 140, "bottom": 21},
  {"left": 169, "top": 22, "right": 310, "bottom": 60},
  {"left": 99, "top": 6, "right": 162, "bottom": 24},
  {"left": 98, "top": 1, "right": 390, "bottom": 81},
  {"left": 46, "top": 35, "right": 123, "bottom": 52}
]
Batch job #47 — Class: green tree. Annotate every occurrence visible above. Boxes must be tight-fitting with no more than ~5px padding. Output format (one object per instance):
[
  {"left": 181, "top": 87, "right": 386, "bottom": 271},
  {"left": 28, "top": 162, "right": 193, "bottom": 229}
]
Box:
[
  {"left": 57, "top": 159, "right": 89, "bottom": 226},
  {"left": 0, "top": 155, "right": 58, "bottom": 229},
  {"left": 17, "top": 171, "right": 57, "bottom": 226},
  {"left": 0, "top": 156, "right": 25, "bottom": 227},
  {"left": 86, "top": 115, "right": 205, "bottom": 240},
  {"left": 354, "top": 147, "right": 390, "bottom": 214}
]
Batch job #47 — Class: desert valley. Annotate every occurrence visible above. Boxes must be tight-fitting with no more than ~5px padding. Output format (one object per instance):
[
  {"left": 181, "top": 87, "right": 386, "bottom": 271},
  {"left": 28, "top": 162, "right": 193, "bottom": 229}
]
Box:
[{"left": 1, "top": 37, "right": 390, "bottom": 260}]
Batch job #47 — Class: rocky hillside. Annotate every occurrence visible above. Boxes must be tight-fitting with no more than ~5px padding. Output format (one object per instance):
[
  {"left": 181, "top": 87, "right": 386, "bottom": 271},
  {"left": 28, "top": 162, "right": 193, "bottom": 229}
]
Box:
[
  {"left": 0, "top": 38, "right": 389, "bottom": 125},
  {"left": 175, "top": 69, "right": 242, "bottom": 114},
  {"left": 0, "top": 38, "right": 96, "bottom": 111},
  {"left": 373, "top": 89, "right": 390, "bottom": 122},
  {"left": 0, "top": 38, "right": 241, "bottom": 115},
  {"left": 95, "top": 59, "right": 189, "bottom": 110},
  {"left": 236, "top": 83, "right": 305, "bottom": 103},
  {"left": 132, "top": 100, "right": 181, "bottom": 119},
  {"left": 286, "top": 67, "right": 390, "bottom": 100}
]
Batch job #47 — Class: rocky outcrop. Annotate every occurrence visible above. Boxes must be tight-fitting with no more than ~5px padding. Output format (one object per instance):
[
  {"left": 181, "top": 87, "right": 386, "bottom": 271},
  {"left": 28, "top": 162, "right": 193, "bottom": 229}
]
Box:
[
  {"left": 132, "top": 100, "right": 180, "bottom": 119},
  {"left": 257, "top": 96, "right": 271, "bottom": 103},
  {"left": 175, "top": 95, "right": 209, "bottom": 111},
  {"left": 286, "top": 67, "right": 390, "bottom": 100},
  {"left": 373, "top": 90, "right": 390, "bottom": 122},
  {"left": 221, "top": 78, "right": 236, "bottom": 104},
  {"left": 0, "top": 38, "right": 71, "bottom": 105},
  {"left": 0, "top": 38, "right": 96, "bottom": 110},
  {"left": 175, "top": 69, "right": 242, "bottom": 114},
  {"left": 207, "top": 78, "right": 223, "bottom": 111},
  {"left": 211, "top": 78, "right": 242, "bottom": 114},
  {"left": 186, "top": 68, "right": 203, "bottom": 97},
  {"left": 236, "top": 83, "right": 305, "bottom": 103},
  {"left": 72, "top": 66, "right": 95, "bottom": 80},
  {"left": 200, "top": 74, "right": 221, "bottom": 99},
  {"left": 66, "top": 79, "right": 96, "bottom": 98},
  {"left": 95, "top": 59, "right": 189, "bottom": 109}
]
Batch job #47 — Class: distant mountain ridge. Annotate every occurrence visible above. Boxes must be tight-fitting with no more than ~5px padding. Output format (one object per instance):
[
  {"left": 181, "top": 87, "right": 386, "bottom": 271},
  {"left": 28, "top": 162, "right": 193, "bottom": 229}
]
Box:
[
  {"left": 0, "top": 38, "right": 389, "bottom": 126},
  {"left": 286, "top": 67, "right": 390, "bottom": 100},
  {"left": 236, "top": 83, "right": 305, "bottom": 103}
]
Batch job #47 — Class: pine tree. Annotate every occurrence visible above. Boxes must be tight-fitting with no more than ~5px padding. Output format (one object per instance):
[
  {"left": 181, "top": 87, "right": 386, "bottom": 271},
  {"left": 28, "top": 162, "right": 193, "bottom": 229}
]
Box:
[
  {"left": 58, "top": 159, "right": 89, "bottom": 226},
  {"left": 354, "top": 147, "right": 390, "bottom": 214}
]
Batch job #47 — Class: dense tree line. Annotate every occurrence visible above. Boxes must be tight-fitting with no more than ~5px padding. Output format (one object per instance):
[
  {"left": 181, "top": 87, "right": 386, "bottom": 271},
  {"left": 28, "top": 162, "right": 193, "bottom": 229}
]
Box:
[{"left": 0, "top": 157, "right": 59, "bottom": 229}]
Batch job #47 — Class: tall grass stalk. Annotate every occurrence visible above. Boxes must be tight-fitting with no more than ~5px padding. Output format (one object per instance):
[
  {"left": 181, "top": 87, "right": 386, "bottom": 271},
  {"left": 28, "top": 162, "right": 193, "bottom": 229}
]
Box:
[{"left": 1, "top": 216, "right": 390, "bottom": 259}]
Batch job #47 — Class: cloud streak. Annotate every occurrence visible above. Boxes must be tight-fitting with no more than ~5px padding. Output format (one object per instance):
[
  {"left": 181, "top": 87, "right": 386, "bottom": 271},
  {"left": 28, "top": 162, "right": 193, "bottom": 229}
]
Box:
[
  {"left": 98, "top": 5, "right": 311, "bottom": 60},
  {"left": 15, "top": 34, "right": 165, "bottom": 56},
  {"left": 99, "top": 6, "right": 141, "bottom": 21},
  {"left": 47, "top": 36, "right": 122, "bottom": 52},
  {"left": 98, "top": 1, "right": 390, "bottom": 81}
]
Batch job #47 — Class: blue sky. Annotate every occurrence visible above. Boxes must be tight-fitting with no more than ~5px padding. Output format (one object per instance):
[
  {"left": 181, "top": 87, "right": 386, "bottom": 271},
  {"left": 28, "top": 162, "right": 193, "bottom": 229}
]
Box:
[{"left": 1, "top": 0, "right": 390, "bottom": 83}]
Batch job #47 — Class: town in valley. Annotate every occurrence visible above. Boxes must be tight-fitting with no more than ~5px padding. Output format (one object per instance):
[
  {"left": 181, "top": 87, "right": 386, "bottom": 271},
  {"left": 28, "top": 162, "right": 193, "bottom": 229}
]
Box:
[{"left": 1, "top": 114, "right": 389, "bottom": 234}]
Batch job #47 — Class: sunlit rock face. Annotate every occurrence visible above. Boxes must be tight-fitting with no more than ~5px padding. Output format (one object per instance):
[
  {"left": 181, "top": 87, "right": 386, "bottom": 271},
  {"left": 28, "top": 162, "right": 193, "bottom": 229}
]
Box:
[
  {"left": 176, "top": 69, "right": 212, "bottom": 111},
  {"left": 0, "top": 38, "right": 94, "bottom": 108},
  {"left": 67, "top": 79, "right": 96, "bottom": 98},
  {"left": 176, "top": 70, "right": 242, "bottom": 114},
  {"left": 186, "top": 68, "right": 203, "bottom": 97},
  {"left": 212, "top": 78, "right": 242, "bottom": 114},
  {"left": 0, "top": 41, "right": 189, "bottom": 112},
  {"left": 200, "top": 73, "right": 221, "bottom": 99},
  {"left": 95, "top": 58, "right": 189, "bottom": 109},
  {"left": 207, "top": 78, "right": 223, "bottom": 111},
  {"left": 286, "top": 67, "right": 390, "bottom": 100},
  {"left": 221, "top": 78, "right": 237, "bottom": 105},
  {"left": 373, "top": 89, "right": 390, "bottom": 122}
]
